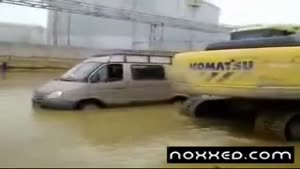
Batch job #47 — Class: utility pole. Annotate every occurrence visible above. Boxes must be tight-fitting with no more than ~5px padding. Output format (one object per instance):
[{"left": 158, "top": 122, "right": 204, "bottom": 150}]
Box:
[
  {"left": 131, "top": 0, "right": 138, "bottom": 49},
  {"left": 67, "top": 13, "right": 71, "bottom": 46},
  {"left": 53, "top": 11, "right": 58, "bottom": 47}
]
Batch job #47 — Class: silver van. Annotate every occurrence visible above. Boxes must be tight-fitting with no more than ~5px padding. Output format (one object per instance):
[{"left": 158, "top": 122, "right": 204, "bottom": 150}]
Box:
[{"left": 32, "top": 51, "right": 187, "bottom": 110}]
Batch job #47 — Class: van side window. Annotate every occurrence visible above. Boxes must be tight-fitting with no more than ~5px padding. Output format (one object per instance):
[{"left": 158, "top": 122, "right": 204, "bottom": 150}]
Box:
[
  {"left": 90, "top": 64, "right": 123, "bottom": 83},
  {"left": 131, "top": 65, "right": 165, "bottom": 80}
]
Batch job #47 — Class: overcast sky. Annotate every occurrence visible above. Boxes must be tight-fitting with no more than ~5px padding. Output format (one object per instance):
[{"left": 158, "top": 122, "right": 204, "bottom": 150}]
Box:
[
  {"left": 211, "top": 0, "right": 300, "bottom": 26},
  {"left": 0, "top": 0, "right": 300, "bottom": 27},
  {"left": 0, "top": 3, "right": 47, "bottom": 27}
]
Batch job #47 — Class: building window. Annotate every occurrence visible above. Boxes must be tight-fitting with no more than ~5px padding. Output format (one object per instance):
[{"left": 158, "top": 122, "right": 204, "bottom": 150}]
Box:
[{"left": 131, "top": 65, "right": 165, "bottom": 80}]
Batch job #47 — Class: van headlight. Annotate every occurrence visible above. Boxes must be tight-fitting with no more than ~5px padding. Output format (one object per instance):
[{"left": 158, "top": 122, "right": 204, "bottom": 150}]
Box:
[{"left": 47, "top": 91, "right": 63, "bottom": 99}]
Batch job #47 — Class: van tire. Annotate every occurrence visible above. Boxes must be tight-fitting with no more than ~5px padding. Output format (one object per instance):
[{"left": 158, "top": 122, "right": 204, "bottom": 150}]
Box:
[
  {"left": 171, "top": 96, "right": 188, "bottom": 104},
  {"left": 75, "top": 99, "right": 105, "bottom": 110}
]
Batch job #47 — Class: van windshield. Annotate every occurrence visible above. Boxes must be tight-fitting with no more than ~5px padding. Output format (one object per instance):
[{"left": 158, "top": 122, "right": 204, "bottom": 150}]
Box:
[{"left": 60, "top": 62, "right": 102, "bottom": 82}]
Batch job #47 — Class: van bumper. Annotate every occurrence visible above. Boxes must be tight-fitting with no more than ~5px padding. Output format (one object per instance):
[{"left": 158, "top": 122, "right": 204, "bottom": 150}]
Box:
[{"left": 32, "top": 98, "right": 76, "bottom": 110}]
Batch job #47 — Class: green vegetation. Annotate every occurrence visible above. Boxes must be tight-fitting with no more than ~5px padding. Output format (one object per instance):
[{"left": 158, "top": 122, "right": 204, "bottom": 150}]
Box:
[
  {"left": 269, "top": 24, "right": 300, "bottom": 33},
  {"left": 234, "top": 24, "right": 300, "bottom": 33}
]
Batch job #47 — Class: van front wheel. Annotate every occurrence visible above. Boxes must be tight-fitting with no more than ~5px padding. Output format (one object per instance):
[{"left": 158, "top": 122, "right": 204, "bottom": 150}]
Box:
[{"left": 75, "top": 99, "right": 104, "bottom": 110}]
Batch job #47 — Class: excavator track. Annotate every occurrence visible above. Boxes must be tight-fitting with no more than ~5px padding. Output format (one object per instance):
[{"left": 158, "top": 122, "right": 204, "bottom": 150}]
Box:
[
  {"left": 181, "top": 97, "right": 300, "bottom": 142},
  {"left": 180, "top": 96, "right": 231, "bottom": 117},
  {"left": 180, "top": 96, "right": 202, "bottom": 117},
  {"left": 255, "top": 112, "right": 300, "bottom": 141}
]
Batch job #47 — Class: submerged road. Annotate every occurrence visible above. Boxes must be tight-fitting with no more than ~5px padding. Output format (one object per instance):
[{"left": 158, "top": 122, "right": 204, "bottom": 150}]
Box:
[{"left": 0, "top": 71, "right": 299, "bottom": 168}]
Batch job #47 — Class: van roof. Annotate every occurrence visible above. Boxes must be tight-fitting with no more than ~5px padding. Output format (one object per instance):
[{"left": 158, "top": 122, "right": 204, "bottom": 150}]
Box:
[
  {"left": 85, "top": 50, "right": 178, "bottom": 64},
  {"left": 205, "top": 35, "right": 300, "bottom": 51},
  {"left": 91, "top": 49, "right": 179, "bottom": 57}
]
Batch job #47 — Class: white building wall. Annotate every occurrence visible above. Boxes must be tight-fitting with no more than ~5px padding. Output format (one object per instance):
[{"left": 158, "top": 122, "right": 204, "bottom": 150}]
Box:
[
  {"left": 137, "top": 0, "right": 220, "bottom": 23},
  {"left": 46, "top": 0, "right": 229, "bottom": 51}
]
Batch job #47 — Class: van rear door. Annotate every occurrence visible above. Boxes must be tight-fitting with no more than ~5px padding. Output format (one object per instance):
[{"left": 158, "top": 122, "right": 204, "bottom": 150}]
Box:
[{"left": 128, "top": 64, "right": 173, "bottom": 102}]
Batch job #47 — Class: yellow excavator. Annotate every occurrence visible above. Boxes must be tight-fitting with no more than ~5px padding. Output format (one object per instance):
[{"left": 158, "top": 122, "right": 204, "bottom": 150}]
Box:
[{"left": 168, "top": 34, "right": 300, "bottom": 141}]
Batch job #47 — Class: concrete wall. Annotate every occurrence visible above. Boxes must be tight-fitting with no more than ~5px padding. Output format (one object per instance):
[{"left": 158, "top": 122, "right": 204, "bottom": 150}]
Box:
[
  {"left": 0, "top": 42, "right": 89, "bottom": 69},
  {"left": 0, "top": 42, "right": 111, "bottom": 59},
  {"left": 0, "top": 42, "right": 184, "bottom": 69},
  {"left": 0, "top": 55, "right": 80, "bottom": 70}
]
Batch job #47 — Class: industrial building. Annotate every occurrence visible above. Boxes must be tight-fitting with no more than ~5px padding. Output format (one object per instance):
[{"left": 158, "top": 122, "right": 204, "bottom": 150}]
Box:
[
  {"left": 0, "top": 22, "right": 46, "bottom": 45},
  {"left": 0, "top": 0, "right": 231, "bottom": 51},
  {"left": 47, "top": 0, "right": 230, "bottom": 50}
]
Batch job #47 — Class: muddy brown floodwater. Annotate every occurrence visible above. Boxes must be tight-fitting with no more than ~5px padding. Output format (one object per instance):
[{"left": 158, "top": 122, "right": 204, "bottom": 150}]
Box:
[{"left": 0, "top": 71, "right": 299, "bottom": 168}]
